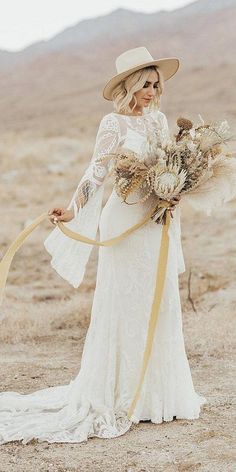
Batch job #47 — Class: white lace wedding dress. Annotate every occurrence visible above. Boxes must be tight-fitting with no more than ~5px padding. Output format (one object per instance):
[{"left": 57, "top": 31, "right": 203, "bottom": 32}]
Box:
[{"left": 0, "top": 109, "right": 207, "bottom": 445}]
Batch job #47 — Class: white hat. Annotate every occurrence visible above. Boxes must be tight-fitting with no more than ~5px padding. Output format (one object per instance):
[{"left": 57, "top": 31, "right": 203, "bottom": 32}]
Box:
[{"left": 103, "top": 46, "right": 180, "bottom": 101}]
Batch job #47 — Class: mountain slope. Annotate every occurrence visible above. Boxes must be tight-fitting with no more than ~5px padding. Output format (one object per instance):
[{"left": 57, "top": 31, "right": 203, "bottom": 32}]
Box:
[{"left": 0, "top": 0, "right": 235, "bottom": 134}]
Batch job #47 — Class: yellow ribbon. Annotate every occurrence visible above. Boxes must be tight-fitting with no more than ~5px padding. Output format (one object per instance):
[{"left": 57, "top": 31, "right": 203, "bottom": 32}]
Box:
[
  {"left": 127, "top": 211, "right": 170, "bottom": 419},
  {"left": 0, "top": 202, "right": 170, "bottom": 421},
  {"left": 0, "top": 212, "right": 48, "bottom": 306}
]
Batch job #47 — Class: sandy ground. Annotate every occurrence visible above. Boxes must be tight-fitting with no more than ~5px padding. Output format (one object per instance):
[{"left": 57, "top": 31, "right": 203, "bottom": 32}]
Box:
[{"left": 0, "top": 132, "right": 235, "bottom": 472}]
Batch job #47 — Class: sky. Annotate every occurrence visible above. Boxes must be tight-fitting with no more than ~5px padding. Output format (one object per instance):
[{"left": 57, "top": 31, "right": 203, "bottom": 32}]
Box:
[{"left": 0, "top": 0, "right": 194, "bottom": 52}]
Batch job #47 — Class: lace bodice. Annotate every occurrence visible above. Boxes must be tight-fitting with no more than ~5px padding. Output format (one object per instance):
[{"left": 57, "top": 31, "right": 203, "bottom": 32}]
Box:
[{"left": 72, "top": 110, "right": 170, "bottom": 216}]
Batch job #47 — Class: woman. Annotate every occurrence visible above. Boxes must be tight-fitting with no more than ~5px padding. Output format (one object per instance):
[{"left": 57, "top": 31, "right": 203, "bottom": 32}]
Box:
[{"left": 0, "top": 47, "right": 207, "bottom": 445}]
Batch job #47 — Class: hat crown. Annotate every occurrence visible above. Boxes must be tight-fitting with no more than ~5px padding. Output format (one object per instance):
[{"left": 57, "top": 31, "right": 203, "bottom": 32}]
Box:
[{"left": 115, "top": 47, "right": 154, "bottom": 74}]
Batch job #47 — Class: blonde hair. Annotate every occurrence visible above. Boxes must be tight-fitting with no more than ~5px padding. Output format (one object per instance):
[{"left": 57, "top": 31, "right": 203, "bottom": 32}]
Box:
[{"left": 112, "top": 65, "right": 164, "bottom": 115}]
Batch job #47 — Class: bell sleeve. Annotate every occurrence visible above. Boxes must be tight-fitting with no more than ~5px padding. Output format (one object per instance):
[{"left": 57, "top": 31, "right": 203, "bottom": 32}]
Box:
[{"left": 43, "top": 113, "right": 120, "bottom": 288}]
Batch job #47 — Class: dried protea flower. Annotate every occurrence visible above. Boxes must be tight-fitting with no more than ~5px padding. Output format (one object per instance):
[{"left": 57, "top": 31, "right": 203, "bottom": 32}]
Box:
[
  {"left": 177, "top": 117, "right": 193, "bottom": 130},
  {"left": 114, "top": 156, "right": 147, "bottom": 179}
]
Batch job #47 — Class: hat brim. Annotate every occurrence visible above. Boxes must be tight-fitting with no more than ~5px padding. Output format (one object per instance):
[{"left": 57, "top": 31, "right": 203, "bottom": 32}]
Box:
[{"left": 103, "top": 57, "right": 180, "bottom": 101}]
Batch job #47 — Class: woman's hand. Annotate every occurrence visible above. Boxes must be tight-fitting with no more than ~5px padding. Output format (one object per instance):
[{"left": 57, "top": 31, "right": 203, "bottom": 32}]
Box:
[
  {"left": 168, "top": 195, "right": 181, "bottom": 211},
  {"left": 48, "top": 207, "right": 74, "bottom": 225}
]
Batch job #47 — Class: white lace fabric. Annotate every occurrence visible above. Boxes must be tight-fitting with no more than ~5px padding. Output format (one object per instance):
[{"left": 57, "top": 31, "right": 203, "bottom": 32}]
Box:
[
  {"left": 0, "top": 109, "right": 207, "bottom": 445},
  {"left": 72, "top": 113, "right": 121, "bottom": 215}
]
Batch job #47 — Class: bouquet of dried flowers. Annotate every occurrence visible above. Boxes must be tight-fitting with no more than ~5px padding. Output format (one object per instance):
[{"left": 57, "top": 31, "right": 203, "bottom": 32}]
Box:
[{"left": 97, "top": 115, "right": 236, "bottom": 224}]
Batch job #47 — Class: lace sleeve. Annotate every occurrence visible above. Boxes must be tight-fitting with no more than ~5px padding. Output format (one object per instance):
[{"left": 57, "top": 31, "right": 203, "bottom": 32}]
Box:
[
  {"left": 44, "top": 113, "right": 120, "bottom": 288},
  {"left": 71, "top": 114, "right": 120, "bottom": 217}
]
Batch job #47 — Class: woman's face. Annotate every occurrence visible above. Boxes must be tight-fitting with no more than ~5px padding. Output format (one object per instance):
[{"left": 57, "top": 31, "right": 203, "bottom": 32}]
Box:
[{"left": 132, "top": 69, "right": 159, "bottom": 109}]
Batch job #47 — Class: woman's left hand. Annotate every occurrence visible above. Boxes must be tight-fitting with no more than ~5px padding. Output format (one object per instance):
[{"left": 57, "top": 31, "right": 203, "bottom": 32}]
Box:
[{"left": 168, "top": 195, "right": 181, "bottom": 210}]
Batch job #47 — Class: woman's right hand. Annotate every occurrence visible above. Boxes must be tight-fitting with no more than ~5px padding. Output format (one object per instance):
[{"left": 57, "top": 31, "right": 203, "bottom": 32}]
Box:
[{"left": 48, "top": 207, "right": 74, "bottom": 225}]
